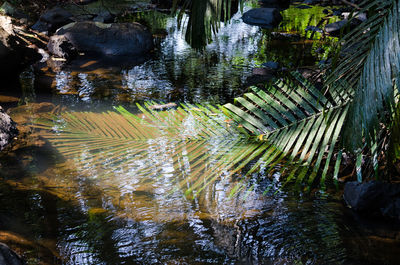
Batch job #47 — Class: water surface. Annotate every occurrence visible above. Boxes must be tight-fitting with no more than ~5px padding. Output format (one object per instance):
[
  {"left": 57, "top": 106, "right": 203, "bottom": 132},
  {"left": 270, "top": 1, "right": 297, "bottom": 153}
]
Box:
[{"left": 1, "top": 4, "right": 399, "bottom": 265}]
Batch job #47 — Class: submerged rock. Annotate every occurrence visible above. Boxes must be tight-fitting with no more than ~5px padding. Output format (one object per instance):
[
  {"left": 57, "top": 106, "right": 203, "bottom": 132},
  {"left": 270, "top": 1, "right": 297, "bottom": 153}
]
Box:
[
  {"left": 0, "top": 243, "right": 24, "bottom": 265},
  {"left": 0, "top": 106, "right": 18, "bottom": 151},
  {"left": 242, "top": 8, "right": 282, "bottom": 28},
  {"left": 344, "top": 181, "right": 400, "bottom": 221},
  {"left": 55, "top": 22, "right": 154, "bottom": 57}
]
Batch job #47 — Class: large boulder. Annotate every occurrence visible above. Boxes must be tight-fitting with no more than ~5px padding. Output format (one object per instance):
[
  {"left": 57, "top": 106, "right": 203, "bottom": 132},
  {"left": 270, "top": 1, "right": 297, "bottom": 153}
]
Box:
[
  {"left": 242, "top": 8, "right": 282, "bottom": 28},
  {"left": 54, "top": 22, "right": 154, "bottom": 57},
  {"left": 0, "top": 106, "right": 18, "bottom": 151},
  {"left": 344, "top": 181, "right": 400, "bottom": 221},
  {"left": 31, "top": 6, "right": 73, "bottom": 34},
  {"left": 0, "top": 243, "right": 24, "bottom": 265}
]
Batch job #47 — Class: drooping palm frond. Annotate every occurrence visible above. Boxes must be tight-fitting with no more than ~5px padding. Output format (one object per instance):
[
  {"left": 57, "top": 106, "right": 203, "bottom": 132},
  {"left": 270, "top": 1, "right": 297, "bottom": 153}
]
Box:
[
  {"left": 326, "top": 0, "right": 400, "bottom": 150},
  {"left": 320, "top": 0, "right": 400, "bottom": 180}
]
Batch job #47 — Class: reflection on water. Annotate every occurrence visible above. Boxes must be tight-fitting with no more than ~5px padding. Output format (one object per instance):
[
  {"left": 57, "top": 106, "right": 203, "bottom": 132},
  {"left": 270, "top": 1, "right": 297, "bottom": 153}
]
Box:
[
  {"left": 34, "top": 5, "right": 335, "bottom": 110},
  {"left": 48, "top": 10, "right": 260, "bottom": 108},
  {"left": 1, "top": 165, "right": 399, "bottom": 264}
]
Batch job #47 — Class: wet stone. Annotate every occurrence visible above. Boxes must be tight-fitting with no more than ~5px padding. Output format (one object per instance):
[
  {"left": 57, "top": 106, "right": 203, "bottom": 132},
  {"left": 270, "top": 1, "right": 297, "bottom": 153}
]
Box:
[
  {"left": 242, "top": 8, "right": 283, "bottom": 28},
  {"left": 0, "top": 243, "right": 24, "bottom": 265},
  {"left": 0, "top": 106, "right": 18, "bottom": 151}
]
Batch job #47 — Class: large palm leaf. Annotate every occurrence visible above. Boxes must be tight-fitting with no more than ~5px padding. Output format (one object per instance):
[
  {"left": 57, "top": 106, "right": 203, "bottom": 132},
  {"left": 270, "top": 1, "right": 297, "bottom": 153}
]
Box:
[{"left": 32, "top": 73, "right": 351, "bottom": 197}]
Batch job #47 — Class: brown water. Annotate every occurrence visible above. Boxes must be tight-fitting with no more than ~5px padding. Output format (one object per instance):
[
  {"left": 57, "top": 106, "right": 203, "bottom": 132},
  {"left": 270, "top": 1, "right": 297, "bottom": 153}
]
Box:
[{"left": 1, "top": 4, "right": 400, "bottom": 265}]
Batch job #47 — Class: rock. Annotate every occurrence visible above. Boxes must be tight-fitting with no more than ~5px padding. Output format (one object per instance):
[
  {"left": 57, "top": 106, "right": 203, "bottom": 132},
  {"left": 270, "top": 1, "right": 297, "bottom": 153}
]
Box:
[
  {"left": 55, "top": 22, "right": 154, "bottom": 57},
  {"left": 47, "top": 35, "right": 78, "bottom": 60},
  {"left": 93, "top": 11, "right": 115, "bottom": 23},
  {"left": 342, "top": 12, "right": 367, "bottom": 22},
  {"left": 73, "top": 0, "right": 98, "bottom": 4},
  {"left": 325, "top": 20, "right": 348, "bottom": 36},
  {"left": 0, "top": 2, "right": 28, "bottom": 21},
  {"left": 259, "top": 0, "right": 290, "bottom": 9},
  {"left": 0, "top": 106, "right": 18, "bottom": 151},
  {"left": 325, "top": 19, "right": 362, "bottom": 37},
  {"left": 242, "top": 8, "right": 282, "bottom": 28},
  {"left": 151, "top": 0, "right": 174, "bottom": 9},
  {"left": 271, "top": 32, "right": 300, "bottom": 40},
  {"left": 344, "top": 181, "right": 400, "bottom": 221},
  {"left": 303, "top": 0, "right": 320, "bottom": 4},
  {"left": 381, "top": 198, "right": 400, "bottom": 220},
  {"left": 0, "top": 243, "right": 24, "bottom": 265},
  {"left": 0, "top": 15, "right": 41, "bottom": 77},
  {"left": 261, "top": 61, "right": 279, "bottom": 70},
  {"left": 31, "top": 7, "right": 73, "bottom": 34},
  {"left": 296, "top": 4, "right": 312, "bottom": 9},
  {"left": 305, "top": 25, "right": 323, "bottom": 33},
  {"left": 344, "top": 181, "right": 386, "bottom": 211}
]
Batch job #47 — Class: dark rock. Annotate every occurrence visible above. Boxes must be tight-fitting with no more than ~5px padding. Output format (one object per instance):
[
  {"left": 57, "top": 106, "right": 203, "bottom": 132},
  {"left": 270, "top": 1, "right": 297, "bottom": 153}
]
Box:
[
  {"left": 259, "top": 0, "right": 290, "bottom": 9},
  {"left": 55, "top": 22, "right": 154, "bottom": 57},
  {"left": 344, "top": 181, "right": 386, "bottom": 211},
  {"left": 0, "top": 106, "right": 18, "bottom": 151},
  {"left": 31, "top": 7, "right": 73, "bottom": 34},
  {"left": 381, "top": 198, "right": 400, "bottom": 220},
  {"left": 271, "top": 32, "right": 301, "bottom": 40},
  {"left": 73, "top": 0, "right": 98, "bottom": 4},
  {"left": 93, "top": 11, "right": 115, "bottom": 23},
  {"left": 325, "top": 19, "right": 362, "bottom": 37},
  {"left": 0, "top": 2, "right": 28, "bottom": 20},
  {"left": 342, "top": 12, "right": 367, "bottom": 22},
  {"left": 303, "top": 0, "right": 320, "bottom": 4},
  {"left": 296, "top": 4, "right": 312, "bottom": 9},
  {"left": 344, "top": 181, "right": 400, "bottom": 221},
  {"left": 47, "top": 35, "right": 78, "bottom": 60},
  {"left": 261, "top": 61, "right": 279, "bottom": 70},
  {"left": 0, "top": 15, "right": 41, "bottom": 78},
  {"left": 0, "top": 243, "right": 24, "bottom": 265},
  {"left": 325, "top": 20, "right": 348, "bottom": 36},
  {"left": 151, "top": 0, "right": 174, "bottom": 9},
  {"left": 242, "top": 8, "right": 282, "bottom": 28},
  {"left": 305, "top": 25, "right": 323, "bottom": 33}
]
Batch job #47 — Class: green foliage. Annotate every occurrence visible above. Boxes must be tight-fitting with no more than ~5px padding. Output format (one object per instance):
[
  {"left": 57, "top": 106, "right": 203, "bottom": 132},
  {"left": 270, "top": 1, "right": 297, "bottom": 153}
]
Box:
[{"left": 324, "top": 0, "right": 400, "bottom": 179}]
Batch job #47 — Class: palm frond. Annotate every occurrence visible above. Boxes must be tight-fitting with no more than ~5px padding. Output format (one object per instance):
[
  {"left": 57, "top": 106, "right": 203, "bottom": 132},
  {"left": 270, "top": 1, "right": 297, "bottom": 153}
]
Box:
[
  {"left": 223, "top": 72, "right": 350, "bottom": 187},
  {"left": 32, "top": 72, "right": 352, "bottom": 196},
  {"left": 326, "top": 0, "right": 400, "bottom": 151}
]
